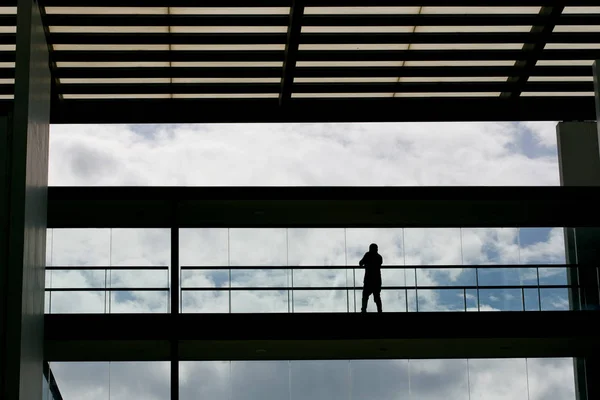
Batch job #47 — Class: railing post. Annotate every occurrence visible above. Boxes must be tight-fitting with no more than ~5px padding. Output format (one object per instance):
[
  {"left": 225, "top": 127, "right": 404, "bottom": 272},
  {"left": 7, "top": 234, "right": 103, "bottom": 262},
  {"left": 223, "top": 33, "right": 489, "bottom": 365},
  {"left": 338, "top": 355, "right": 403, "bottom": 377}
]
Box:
[{"left": 170, "top": 199, "right": 179, "bottom": 400}]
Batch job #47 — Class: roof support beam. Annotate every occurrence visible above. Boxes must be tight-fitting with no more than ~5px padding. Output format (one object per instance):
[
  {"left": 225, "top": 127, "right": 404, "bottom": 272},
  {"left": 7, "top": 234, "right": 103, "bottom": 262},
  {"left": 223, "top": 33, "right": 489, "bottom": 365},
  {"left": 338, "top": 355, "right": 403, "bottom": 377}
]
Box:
[
  {"left": 501, "top": 5, "right": 565, "bottom": 98},
  {"left": 279, "top": 0, "right": 304, "bottom": 106}
]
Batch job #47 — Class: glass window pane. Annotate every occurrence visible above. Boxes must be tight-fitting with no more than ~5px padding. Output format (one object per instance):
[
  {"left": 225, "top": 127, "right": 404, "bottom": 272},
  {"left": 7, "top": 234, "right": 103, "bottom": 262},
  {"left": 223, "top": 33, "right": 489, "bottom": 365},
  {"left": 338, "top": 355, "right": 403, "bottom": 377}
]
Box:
[
  {"left": 288, "top": 228, "right": 346, "bottom": 265},
  {"left": 519, "top": 228, "right": 567, "bottom": 286},
  {"left": 291, "top": 361, "right": 349, "bottom": 400},
  {"left": 351, "top": 360, "right": 409, "bottom": 400},
  {"left": 404, "top": 228, "right": 462, "bottom": 265},
  {"left": 231, "top": 268, "right": 288, "bottom": 288},
  {"left": 417, "top": 267, "right": 476, "bottom": 287},
  {"left": 110, "top": 229, "right": 170, "bottom": 266},
  {"left": 461, "top": 228, "right": 519, "bottom": 265},
  {"left": 409, "top": 359, "right": 469, "bottom": 400},
  {"left": 230, "top": 228, "right": 287, "bottom": 266},
  {"left": 469, "top": 359, "right": 528, "bottom": 400},
  {"left": 51, "top": 229, "right": 110, "bottom": 266},
  {"left": 293, "top": 290, "right": 349, "bottom": 312},
  {"left": 417, "top": 289, "right": 467, "bottom": 311},
  {"left": 230, "top": 290, "right": 289, "bottom": 313},
  {"left": 346, "top": 228, "right": 404, "bottom": 265},
  {"left": 527, "top": 358, "right": 576, "bottom": 400},
  {"left": 180, "top": 229, "right": 230, "bottom": 305},
  {"left": 109, "top": 291, "right": 169, "bottom": 313},
  {"left": 540, "top": 288, "right": 570, "bottom": 310},
  {"left": 50, "top": 362, "right": 109, "bottom": 400},
  {"left": 524, "top": 288, "right": 541, "bottom": 311},
  {"left": 232, "top": 361, "right": 289, "bottom": 400},
  {"left": 519, "top": 228, "right": 566, "bottom": 264},
  {"left": 182, "top": 291, "right": 229, "bottom": 313},
  {"left": 479, "top": 288, "right": 524, "bottom": 311},
  {"left": 109, "top": 362, "right": 170, "bottom": 400},
  {"left": 180, "top": 361, "right": 230, "bottom": 400},
  {"left": 49, "top": 291, "right": 106, "bottom": 314}
]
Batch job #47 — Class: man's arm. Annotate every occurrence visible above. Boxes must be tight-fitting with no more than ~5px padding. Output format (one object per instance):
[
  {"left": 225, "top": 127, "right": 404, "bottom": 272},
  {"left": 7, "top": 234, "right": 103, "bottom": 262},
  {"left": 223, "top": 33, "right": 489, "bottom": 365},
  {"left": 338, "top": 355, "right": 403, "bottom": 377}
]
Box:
[{"left": 359, "top": 252, "right": 367, "bottom": 266}]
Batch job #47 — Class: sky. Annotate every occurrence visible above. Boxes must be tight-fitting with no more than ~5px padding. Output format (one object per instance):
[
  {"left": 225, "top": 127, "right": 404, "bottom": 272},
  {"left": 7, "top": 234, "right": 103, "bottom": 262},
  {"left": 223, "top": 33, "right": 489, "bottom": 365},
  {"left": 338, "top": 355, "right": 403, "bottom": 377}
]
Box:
[{"left": 45, "top": 121, "right": 576, "bottom": 400}]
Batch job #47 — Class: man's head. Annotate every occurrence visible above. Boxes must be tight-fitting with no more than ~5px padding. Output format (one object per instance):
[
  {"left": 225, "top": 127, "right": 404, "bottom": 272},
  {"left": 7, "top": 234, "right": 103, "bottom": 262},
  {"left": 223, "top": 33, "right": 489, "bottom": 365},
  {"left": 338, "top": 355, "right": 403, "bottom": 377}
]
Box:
[{"left": 369, "top": 243, "right": 378, "bottom": 253}]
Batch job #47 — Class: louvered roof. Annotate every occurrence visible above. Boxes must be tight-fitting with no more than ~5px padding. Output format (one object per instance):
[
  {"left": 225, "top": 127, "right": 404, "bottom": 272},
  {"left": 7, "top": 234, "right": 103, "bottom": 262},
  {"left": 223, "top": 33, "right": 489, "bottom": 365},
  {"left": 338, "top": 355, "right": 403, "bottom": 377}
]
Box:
[{"left": 1, "top": 1, "right": 599, "bottom": 123}]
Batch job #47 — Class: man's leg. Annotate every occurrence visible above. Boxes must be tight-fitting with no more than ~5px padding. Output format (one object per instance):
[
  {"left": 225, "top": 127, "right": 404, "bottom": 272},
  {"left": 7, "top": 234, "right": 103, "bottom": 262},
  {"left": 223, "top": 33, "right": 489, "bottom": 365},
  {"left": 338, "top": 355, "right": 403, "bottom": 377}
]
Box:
[
  {"left": 361, "top": 288, "right": 371, "bottom": 312},
  {"left": 373, "top": 289, "right": 382, "bottom": 313}
]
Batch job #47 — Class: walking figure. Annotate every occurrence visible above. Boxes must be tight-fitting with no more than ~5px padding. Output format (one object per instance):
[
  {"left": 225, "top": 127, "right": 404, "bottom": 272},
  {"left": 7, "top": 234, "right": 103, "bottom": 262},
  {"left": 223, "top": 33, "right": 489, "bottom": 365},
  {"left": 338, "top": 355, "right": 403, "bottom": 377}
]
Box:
[{"left": 360, "top": 243, "right": 383, "bottom": 313}]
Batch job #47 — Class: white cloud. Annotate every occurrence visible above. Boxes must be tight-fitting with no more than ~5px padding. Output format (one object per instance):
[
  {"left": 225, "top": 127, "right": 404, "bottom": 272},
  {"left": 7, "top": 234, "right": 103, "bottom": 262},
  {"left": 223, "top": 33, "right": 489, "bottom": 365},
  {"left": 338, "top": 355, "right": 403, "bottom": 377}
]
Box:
[{"left": 49, "top": 122, "right": 560, "bottom": 186}]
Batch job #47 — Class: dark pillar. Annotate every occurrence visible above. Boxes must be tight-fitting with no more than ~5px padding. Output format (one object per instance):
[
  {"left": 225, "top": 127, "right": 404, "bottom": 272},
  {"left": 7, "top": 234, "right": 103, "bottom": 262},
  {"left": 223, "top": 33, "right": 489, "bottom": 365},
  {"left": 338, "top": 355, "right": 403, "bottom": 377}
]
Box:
[
  {"left": 554, "top": 60, "right": 600, "bottom": 400},
  {"left": 0, "top": 0, "right": 51, "bottom": 398}
]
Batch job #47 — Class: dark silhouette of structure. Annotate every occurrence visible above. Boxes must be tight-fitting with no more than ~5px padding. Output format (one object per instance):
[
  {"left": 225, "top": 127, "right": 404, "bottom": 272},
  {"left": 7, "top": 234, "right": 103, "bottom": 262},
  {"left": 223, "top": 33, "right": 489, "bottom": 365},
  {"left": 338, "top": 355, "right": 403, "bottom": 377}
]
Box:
[{"left": 360, "top": 243, "right": 383, "bottom": 313}]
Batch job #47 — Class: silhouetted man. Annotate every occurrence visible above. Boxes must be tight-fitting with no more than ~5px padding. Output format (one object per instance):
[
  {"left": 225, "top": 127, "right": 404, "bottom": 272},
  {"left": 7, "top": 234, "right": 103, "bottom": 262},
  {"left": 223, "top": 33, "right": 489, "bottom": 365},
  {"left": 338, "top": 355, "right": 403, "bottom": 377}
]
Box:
[{"left": 360, "top": 243, "right": 383, "bottom": 313}]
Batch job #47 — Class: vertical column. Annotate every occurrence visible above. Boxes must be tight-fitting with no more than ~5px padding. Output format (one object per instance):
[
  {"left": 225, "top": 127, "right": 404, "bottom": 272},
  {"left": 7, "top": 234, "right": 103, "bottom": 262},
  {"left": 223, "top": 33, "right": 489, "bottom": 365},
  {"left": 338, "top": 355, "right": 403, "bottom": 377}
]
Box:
[
  {"left": 0, "top": 0, "right": 52, "bottom": 399},
  {"left": 555, "top": 59, "right": 600, "bottom": 400},
  {"left": 556, "top": 121, "right": 600, "bottom": 310}
]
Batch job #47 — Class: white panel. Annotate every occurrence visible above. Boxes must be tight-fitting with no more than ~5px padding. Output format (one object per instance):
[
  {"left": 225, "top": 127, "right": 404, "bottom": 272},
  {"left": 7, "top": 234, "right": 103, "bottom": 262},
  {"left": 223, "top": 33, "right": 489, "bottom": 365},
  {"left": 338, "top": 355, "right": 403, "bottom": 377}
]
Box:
[
  {"left": 393, "top": 92, "right": 500, "bottom": 97},
  {"left": 296, "top": 61, "right": 404, "bottom": 67},
  {"left": 422, "top": 6, "right": 541, "bottom": 14},
  {"left": 0, "top": 45, "right": 16, "bottom": 51},
  {"left": 56, "top": 61, "right": 171, "bottom": 67},
  {"left": 410, "top": 43, "right": 523, "bottom": 50},
  {"left": 545, "top": 43, "right": 600, "bottom": 49},
  {"left": 0, "top": 62, "right": 15, "bottom": 68},
  {"left": 295, "top": 77, "right": 508, "bottom": 83},
  {"left": 292, "top": 93, "right": 394, "bottom": 98},
  {"left": 302, "top": 26, "right": 414, "bottom": 33},
  {"left": 62, "top": 94, "right": 172, "bottom": 99},
  {"left": 0, "top": 7, "right": 17, "bottom": 14},
  {"left": 170, "top": 7, "right": 290, "bottom": 15},
  {"left": 172, "top": 93, "right": 278, "bottom": 98},
  {"left": 304, "top": 7, "right": 421, "bottom": 14},
  {"left": 0, "top": 78, "right": 15, "bottom": 84},
  {"left": 50, "top": 26, "right": 170, "bottom": 33},
  {"left": 562, "top": 7, "right": 600, "bottom": 13},
  {"left": 171, "top": 61, "right": 283, "bottom": 67},
  {"left": 529, "top": 76, "right": 594, "bottom": 82},
  {"left": 521, "top": 92, "right": 594, "bottom": 96},
  {"left": 536, "top": 60, "right": 594, "bottom": 66},
  {"left": 171, "top": 26, "right": 288, "bottom": 33},
  {"left": 416, "top": 25, "right": 532, "bottom": 32},
  {"left": 399, "top": 76, "right": 508, "bottom": 82},
  {"left": 404, "top": 60, "right": 516, "bottom": 66},
  {"left": 294, "top": 77, "right": 398, "bottom": 83},
  {"left": 53, "top": 44, "right": 170, "bottom": 51},
  {"left": 45, "top": 7, "right": 169, "bottom": 14},
  {"left": 0, "top": 27, "right": 17, "bottom": 33},
  {"left": 59, "top": 78, "right": 171, "bottom": 84},
  {"left": 299, "top": 44, "right": 410, "bottom": 50},
  {"left": 0, "top": 94, "right": 14, "bottom": 99},
  {"left": 171, "top": 44, "right": 285, "bottom": 51},
  {"left": 171, "top": 77, "right": 280, "bottom": 83},
  {"left": 554, "top": 25, "right": 600, "bottom": 32}
]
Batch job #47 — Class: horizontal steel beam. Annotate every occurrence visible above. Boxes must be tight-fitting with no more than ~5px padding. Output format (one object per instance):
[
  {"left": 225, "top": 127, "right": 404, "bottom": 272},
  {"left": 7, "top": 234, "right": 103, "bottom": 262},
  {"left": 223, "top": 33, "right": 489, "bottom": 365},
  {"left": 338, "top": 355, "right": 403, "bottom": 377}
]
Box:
[
  {"left": 47, "top": 96, "right": 595, "bottom": 124},
  {"left": 49, "top": 65, "right": 592, "bottom": 79},
  {"left": 43, "top": 32, "right": 600, "bottom": 46},
  {"left": 47, "top": 186, "right": 600, "bottom": 228},
  {"left": 54, "top": 82, "right": 593, "bottom": 95},
  {"left": 44, "top": 312, "right": 600, "bottom": 361},
  {"left": 37, "top": 0, "right": 600, "bottom": 6}
]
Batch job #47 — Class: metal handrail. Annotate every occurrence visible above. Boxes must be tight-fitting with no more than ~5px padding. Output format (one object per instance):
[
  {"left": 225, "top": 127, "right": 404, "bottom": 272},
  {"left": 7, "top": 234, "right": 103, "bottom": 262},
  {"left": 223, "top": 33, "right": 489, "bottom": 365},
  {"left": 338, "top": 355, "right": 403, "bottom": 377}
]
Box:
[
  {"left": 180, "top": 264, "right": 572, "bottom": 270},
  {"left": 44, "top": 265, "right": 170, "bottom": 313}
]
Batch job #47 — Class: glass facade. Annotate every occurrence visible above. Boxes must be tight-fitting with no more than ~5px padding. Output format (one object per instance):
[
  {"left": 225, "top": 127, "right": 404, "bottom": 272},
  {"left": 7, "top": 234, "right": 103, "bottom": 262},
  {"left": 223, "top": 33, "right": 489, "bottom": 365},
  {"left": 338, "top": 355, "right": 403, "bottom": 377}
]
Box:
[
  {"left": 176, "top": 359, "right": 576, "bottom": 400},
  {"left": 44, "top": 227, "right": 572, "bottom": 314},
  {"left": 49, "top": 359, "right": 576, "bottom": 400}
]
